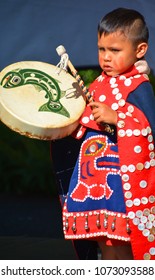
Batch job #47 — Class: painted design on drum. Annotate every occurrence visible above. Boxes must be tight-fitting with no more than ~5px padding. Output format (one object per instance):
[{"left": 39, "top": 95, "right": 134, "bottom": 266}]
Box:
[{"left": 0, "top": 68, "right": 70, "bottom": 117}]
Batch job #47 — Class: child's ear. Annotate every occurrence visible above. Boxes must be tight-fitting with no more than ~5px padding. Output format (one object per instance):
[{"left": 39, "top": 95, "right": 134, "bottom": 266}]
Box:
[{"left": 136, "top": 42, "right": 148, "bottom": 59}]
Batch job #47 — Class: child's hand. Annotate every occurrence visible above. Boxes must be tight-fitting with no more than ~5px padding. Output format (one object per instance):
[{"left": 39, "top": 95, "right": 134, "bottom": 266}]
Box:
[{"left": 88, "top": 101, "right": 117, "bottom": 125}]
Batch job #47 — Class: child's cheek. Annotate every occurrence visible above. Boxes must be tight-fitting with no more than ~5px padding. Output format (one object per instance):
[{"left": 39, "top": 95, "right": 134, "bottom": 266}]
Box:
[
  {"left": 113, "top": 57, "right": 125, "bottom": 70},
  {"left": 98, "top": 56, "right": 103, "bottom": 68}
]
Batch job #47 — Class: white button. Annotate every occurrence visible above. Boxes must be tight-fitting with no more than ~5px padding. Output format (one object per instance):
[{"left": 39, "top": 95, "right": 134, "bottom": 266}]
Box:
[
  {"left": 126, "top": 112, "right": 132, "bottom": 117},
  {"left": 115, "top": 93, "right": 122, "bottom": 100},
  {"left": 148, "top": 135, "right": 153, "bottom": 142},
  {"left": 147, "top": 127, "right": 151, "bottom": 134},
  {"left": 143, "top": 229, "right": 150, "bottom": 237},
  {"left": 128, "top": 164, "right": 135, "bottom": 172},
  {"left": 118, "top": 129, "right": 125, "bottom": 137},
  {"left": 118, "top": 120, "right": 125, "bottom": 128},
  {"left": 128, "top": 105, "right": 134, "bottom": 113},
  {"left": 124, "top": 78, "right": 132, "bottom": 86},
  {"left": 128, "top": 211, "right": 135, "bottom": 219},
  {"left": 136, "top": 210, "right": 143, "bottom": 218},
  {"left": 149, "top": 195, "right": 155, "bottom": 203},
  {"left": 82, "top": 116, "right": 89, "bottom": 124},
  {"left": 141, "top": 216, "right": 147, "bottom": 223},
  {"left": 112, "top": 88, "right": 119, "bottom": 95},
  {"left": 133, "top": 198, "right": 141, "bottom": 206},
  {"left": 123, "top": 183, "right": 131, "bottom": 190},
  {"left": 118, "top": 112, "right": 126, "bottom": 119},
  {"left": 134, "top": 145, "right": 142, "bottom": 153},
  {"left": 149, "top": 152, "right": 155, "bottom": 159},
  {"left": 141, "top": 128, "right": 148, "bottom": 136},
  {"left": 148, "top": 214, "right": 155, "bottom": 222},
  {"left": 122, "top": 174, "right": 129, "bottom": 182},
  {"left": 138, "top": 223, "right": 145, "bottom": 231},
  {"left": 143, "top": 209, "right": 150, "bottom": 216},
  {"left": 89, "top": 144, "right": 97, "bottom": 153},
  {"left": 148, "top": 233, "right": 154, "bottom": 242},
  {"left": 121, "top": 165, "right": 128, "bottom": 173},
  {"left": 118, "top": 99, "right": 125, "bottom": 107},
  {"left": 99, "top": 95, "right": 106, "bottom": 102},
  {"left": 133, "top": 129, "right": 140, "bottom": 136},
  {"left": 111, "top": 83, "right": 118, "bottom": 88},
  {"left": 141, "top": 197, "right": 148, "bottom": 205},
  {"left": 133, "top": 217, "right": 140, "bottom": 225},
  {"left": 119, "top": 75, "right": 126, "bottom": 80},
  {"left": 148, "top": 143, "right": 154, "bottom": 151},
  {"left": 144, "top": 161, "right": 150, "bottom": 169},
  {"left": 149, "top": 247, "right": 155, "bottom": 255},
  {"left": 150, "top": 159, "right": 155, "bottom": 166},
  {"left": 146, "top": 222, "right": 153, "bottom": 229},
  {"left": 110, "top": 77, "right": 117, "bottom": 84},
  {"left": 126, "top": 129, "right": 133, "bottom": 137},
  {"left": 126, "top": 200, "right": 133, "bottom": 207},
  {"left": 139, "top": 180, "right": 147, "bottom": 188},
  {"left": 125, "top": 191, "right": 132, "bottom": 199},
  {"left": 111, "top": 103, "right": 119, "bottom": 110}
]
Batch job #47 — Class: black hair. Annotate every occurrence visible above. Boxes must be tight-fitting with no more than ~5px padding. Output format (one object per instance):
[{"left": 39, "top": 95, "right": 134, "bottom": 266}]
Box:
[{"left": 98, "top": 8, "right": 149, "bottom": 46}]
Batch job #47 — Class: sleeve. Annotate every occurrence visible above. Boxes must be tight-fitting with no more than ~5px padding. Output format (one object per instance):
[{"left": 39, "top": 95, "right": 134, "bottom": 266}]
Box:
[{"left": 127, "top": 82, "right": 155, "bottom": 141}]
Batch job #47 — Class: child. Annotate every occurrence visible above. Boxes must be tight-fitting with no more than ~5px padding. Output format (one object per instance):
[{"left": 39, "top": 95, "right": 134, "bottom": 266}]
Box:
[{"left": 62, "top": 7, "right": 155, "bottom": 260}]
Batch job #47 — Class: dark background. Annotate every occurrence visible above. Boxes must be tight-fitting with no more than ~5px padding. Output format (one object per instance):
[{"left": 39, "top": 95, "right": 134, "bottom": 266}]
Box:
[{"left": 0, "top": 0, "right": 155, "bottom": 72}]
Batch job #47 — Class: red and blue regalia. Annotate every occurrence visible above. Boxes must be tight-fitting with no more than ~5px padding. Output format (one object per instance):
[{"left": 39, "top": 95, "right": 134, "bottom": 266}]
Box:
[{"left": 63, "top": 61, "right": 155, "bottom": 260}]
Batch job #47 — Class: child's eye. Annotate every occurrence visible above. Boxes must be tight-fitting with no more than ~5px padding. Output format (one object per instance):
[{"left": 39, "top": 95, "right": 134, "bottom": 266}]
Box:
[
  {"left": 98, "top": 47, "right": 105, "bottom": 52},
  {"left": 111, "top": 48, "right": 119, "bottom": 52}
]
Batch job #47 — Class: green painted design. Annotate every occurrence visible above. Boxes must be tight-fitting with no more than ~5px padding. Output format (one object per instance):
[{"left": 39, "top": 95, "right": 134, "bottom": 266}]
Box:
[{"left": 1, "top": 68, "right": 70, "bottom": 117}]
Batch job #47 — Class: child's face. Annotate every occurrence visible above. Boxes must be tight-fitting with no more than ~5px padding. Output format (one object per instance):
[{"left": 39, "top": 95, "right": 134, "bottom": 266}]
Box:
[{"left": 98, "top": 31, "right": 140, "bottom": 76}]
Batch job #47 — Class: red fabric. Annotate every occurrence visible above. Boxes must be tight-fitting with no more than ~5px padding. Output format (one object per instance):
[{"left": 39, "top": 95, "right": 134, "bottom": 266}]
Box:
[{"left": 65, "top": 64, "right": 155, "bottom": 260}]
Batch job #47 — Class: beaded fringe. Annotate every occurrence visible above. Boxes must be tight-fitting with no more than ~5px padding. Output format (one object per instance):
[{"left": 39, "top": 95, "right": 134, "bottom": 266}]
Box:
[{"left": 63, "top": 210, "right": 131, "bottom": 241}]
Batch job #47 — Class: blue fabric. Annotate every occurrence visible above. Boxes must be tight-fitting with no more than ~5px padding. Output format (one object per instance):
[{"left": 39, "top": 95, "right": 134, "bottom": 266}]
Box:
[
  {"left": 67, "top": 130, "right": 126, "bottom": 213},
  {"left": 127, "top": 82, "right": 155, "bottom": 141}
]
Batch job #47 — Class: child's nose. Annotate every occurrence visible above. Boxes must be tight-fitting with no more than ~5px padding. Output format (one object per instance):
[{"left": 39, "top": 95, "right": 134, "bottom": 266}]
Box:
[{"left": 103, "top": 51, "right": 111, "bottom": 61}]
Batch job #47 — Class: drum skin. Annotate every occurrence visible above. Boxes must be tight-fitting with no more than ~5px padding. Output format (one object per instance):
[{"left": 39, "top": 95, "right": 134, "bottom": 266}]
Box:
[{"left": 0, "top": 61, "right": 86, "bottom": 140}]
